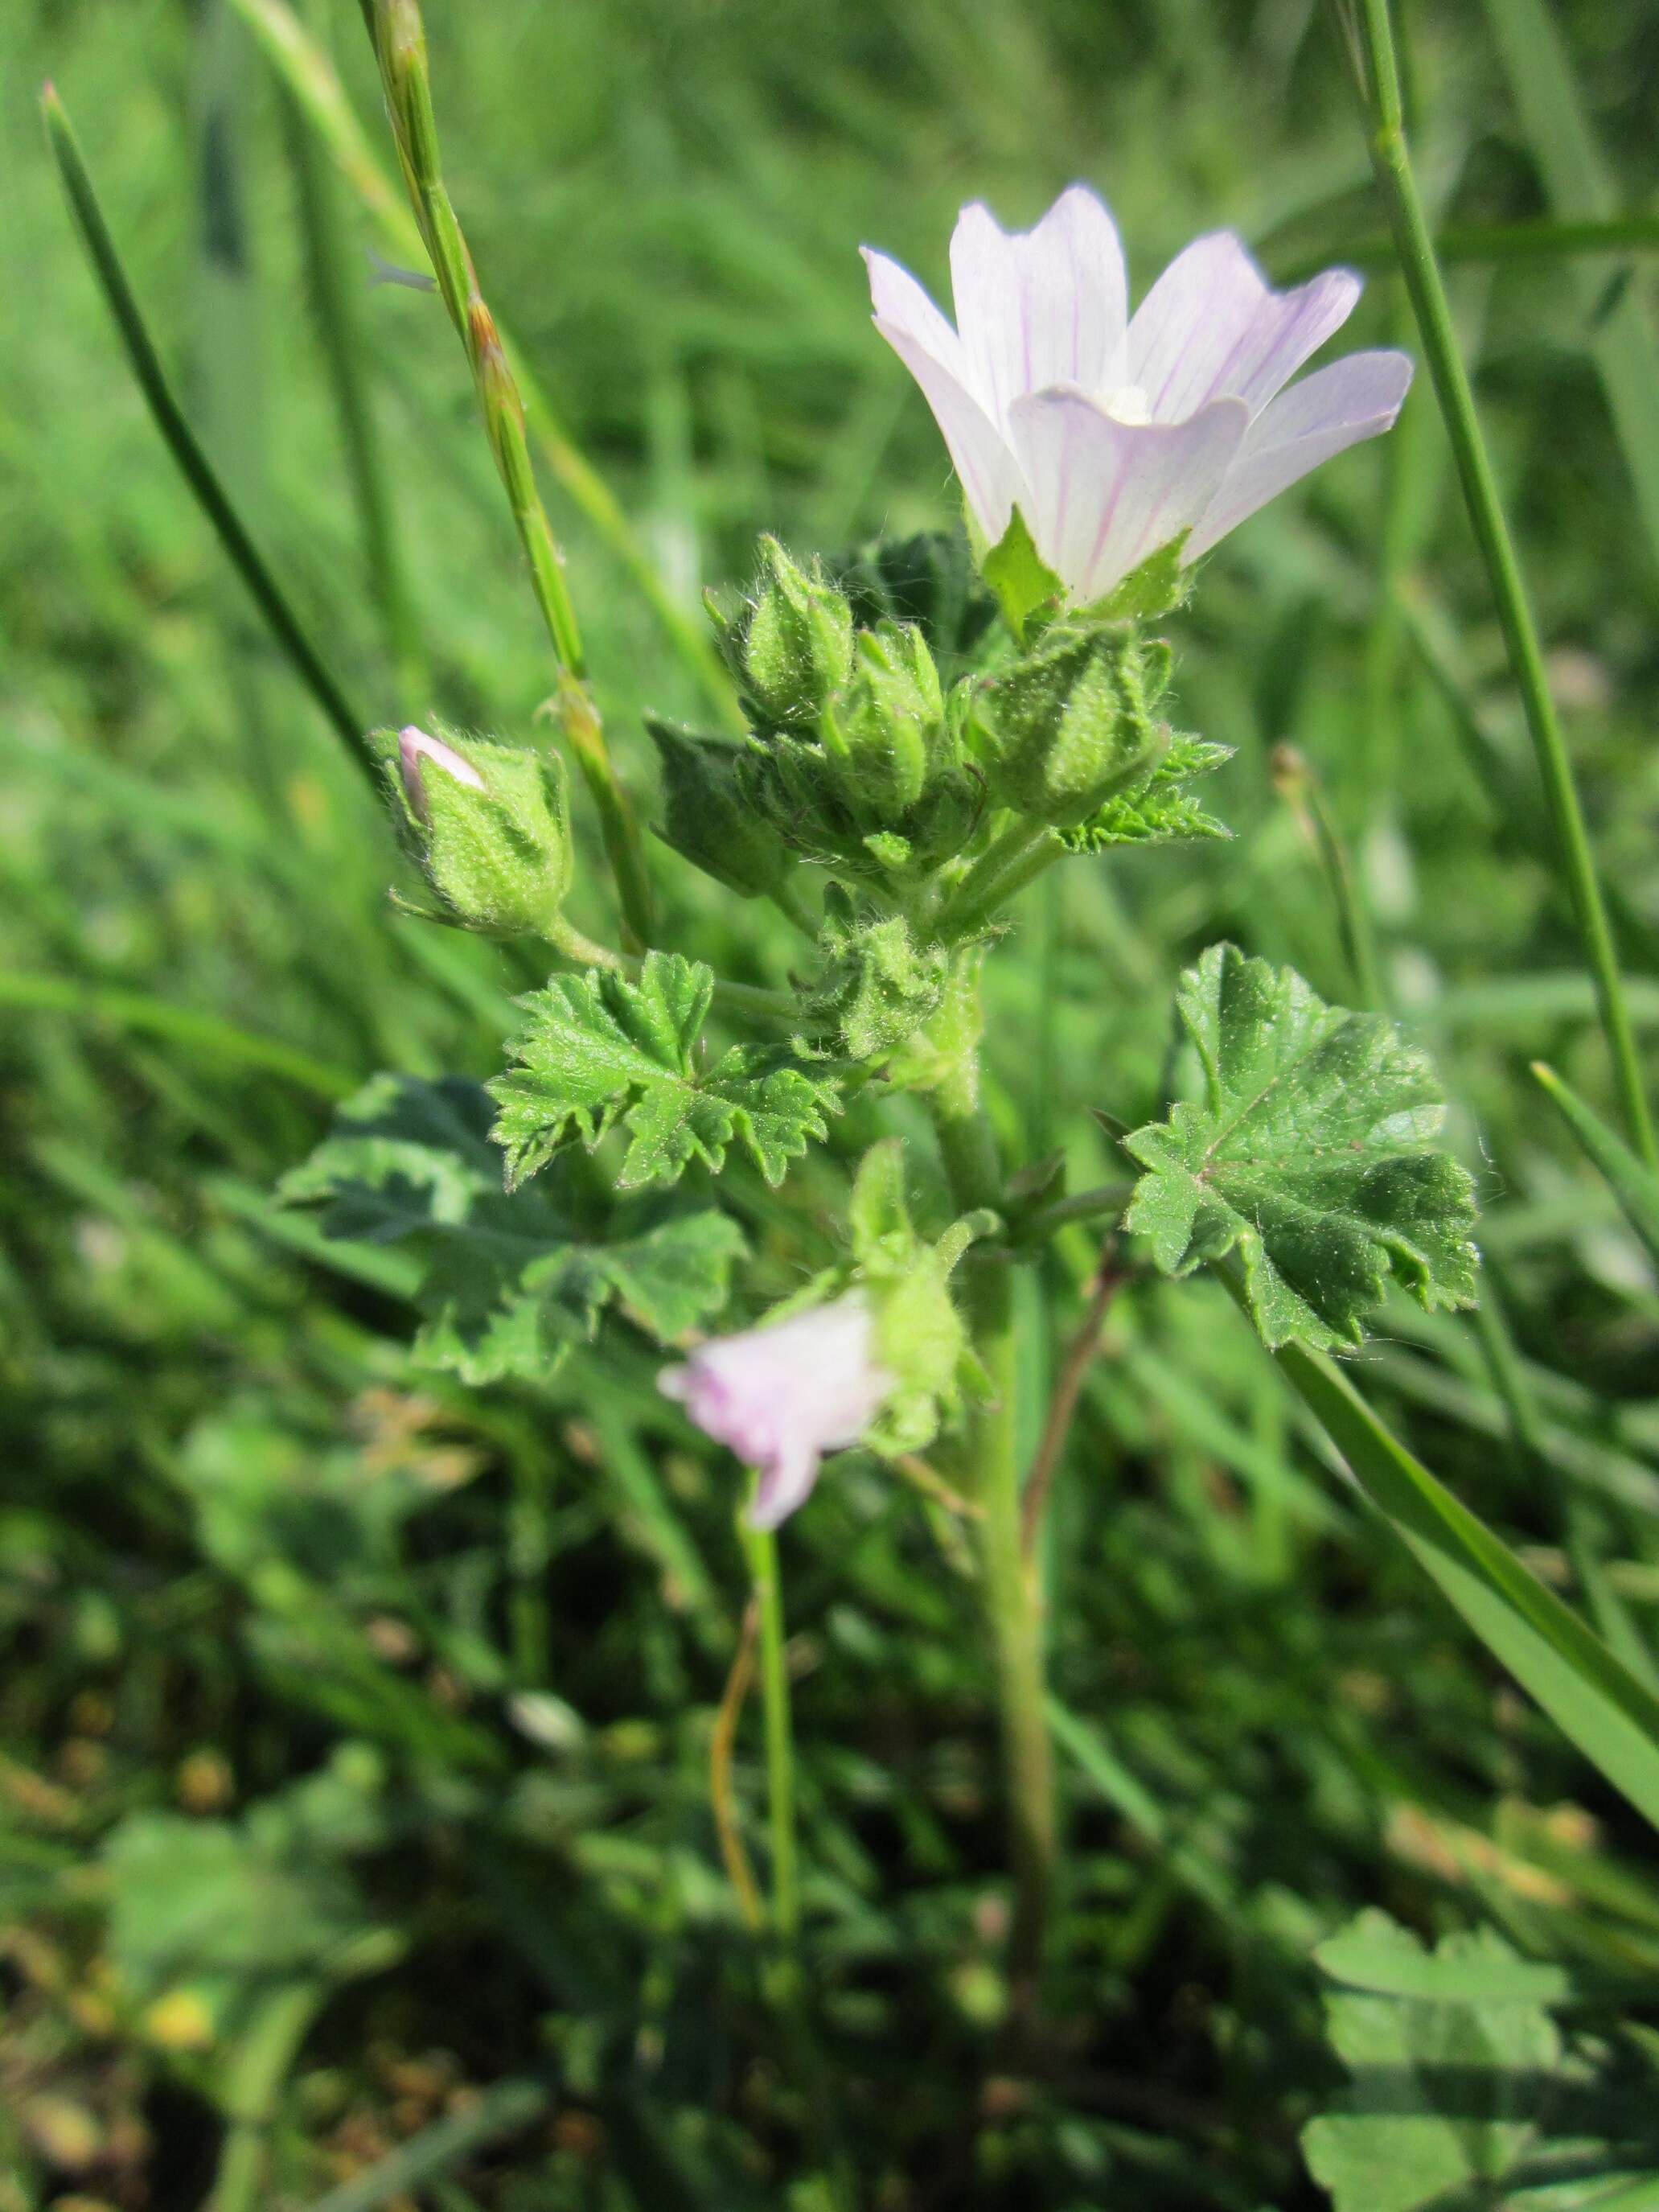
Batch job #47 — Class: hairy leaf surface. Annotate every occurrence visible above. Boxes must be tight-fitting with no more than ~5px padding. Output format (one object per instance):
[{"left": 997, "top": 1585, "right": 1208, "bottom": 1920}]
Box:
[
  {"left": 282, "top": 1073, "right": 745, "bottom": 1382},
  {"left": 1124, "top": 944, "right": 1478, "bottom": 1348},
  {"left": 487, "top": 952, "right": 836, "bottom": 1190}
]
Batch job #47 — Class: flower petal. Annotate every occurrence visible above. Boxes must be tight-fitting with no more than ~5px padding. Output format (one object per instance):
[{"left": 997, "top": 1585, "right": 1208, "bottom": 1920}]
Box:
[
  {"left": 747, "top": 1441, "right": 825, "bottom": 1532},
  {"left": 1006, "top": 389, "right": 1250, "bottom": 602},
  {"left": 862, "top": 245, "right": 968, "bottom": 378},
  {"left": 1127, "top": 232, "right": 1361, "bottom": 422},
  {"left": 866, "top": 298, "right": 1029, "bottom": 545},
  {"left": 948, "top": 187, "right": 1129, "bottom": 427},
  {"left": 1186, "top": 350, "right": 1413, "bottom": 557}
]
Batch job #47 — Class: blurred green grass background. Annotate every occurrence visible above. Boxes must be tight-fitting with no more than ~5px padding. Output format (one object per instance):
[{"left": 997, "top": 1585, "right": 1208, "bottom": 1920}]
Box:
[{"left": 3, "top": 0, "right": 1659, "bottom": 2206}]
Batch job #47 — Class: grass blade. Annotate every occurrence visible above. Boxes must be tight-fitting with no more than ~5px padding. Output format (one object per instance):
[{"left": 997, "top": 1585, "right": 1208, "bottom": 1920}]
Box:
[
  {"left": 1532, "top": 1060, "right": 1659, "bottom": 1268},
  {"left": 41, "top": 82, "right": 372, "bottom": 783},
  {"left": 1271, "top": 212, "right": 1659, "bottom": 288},
  {"left": 303, "top": 2077, "right": 548, "bottom": 2212},
  {"left": 0, "top": 970, "right": 358, "bottom": 1099},
  {"left": 281, "top": 0, "right": 425, "bottom": 705},
  {"left": 1337, "top": 0, "right": 1656, "bottom": 1167},
  {"left": 1275, "top": 1337, "right": 1659, "bottom": 1832},
  {"left": 1480, "top": 0, "right": 1659, "bottom": 578},
  {"left": 228, "top": 0, "right": 745, "bottom": 733}
]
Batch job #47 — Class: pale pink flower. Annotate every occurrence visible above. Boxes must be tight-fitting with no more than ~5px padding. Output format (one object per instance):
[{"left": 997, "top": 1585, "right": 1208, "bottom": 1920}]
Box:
[
  {"left": 863, "top": 186, "right": 1411, "bottom": 603},
  {"left": 398, "top": 725, "right": 484, "bottom": 821},
  {"left": 659, "top": 1294, "right": 893, "bottom": 1530}
]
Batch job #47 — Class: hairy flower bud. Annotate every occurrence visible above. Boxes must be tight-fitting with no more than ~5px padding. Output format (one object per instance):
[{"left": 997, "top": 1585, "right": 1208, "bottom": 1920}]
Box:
[
  {"left": 713, "top": 537, "right": 854, "bottom": 729},
  {"left": 820, "top": 620, "right": 948, "bottom": 820},
  {"left": 970, "top": 622, "right": 1171, "bottom": 828},
  {"left": 374, "top": 721, "right": 572, "bottom": 938}
]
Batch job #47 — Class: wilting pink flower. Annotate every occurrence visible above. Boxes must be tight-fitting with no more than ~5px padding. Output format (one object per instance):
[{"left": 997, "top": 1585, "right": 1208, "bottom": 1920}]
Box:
[
  {"left": 864, "top": 186, "right": 1411, "bottom": 603},
  {"left": 398, "top": 725, "right": 484, "bottom": 821},
  {"left": 659, "top": 1294, "right": 893, "bottom": 1531}
]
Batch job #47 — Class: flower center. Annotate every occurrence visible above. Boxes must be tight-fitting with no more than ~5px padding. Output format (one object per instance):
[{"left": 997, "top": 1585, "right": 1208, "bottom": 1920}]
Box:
[{"left": 1098, "top": 382, "right": 1152, "bottom": 426}]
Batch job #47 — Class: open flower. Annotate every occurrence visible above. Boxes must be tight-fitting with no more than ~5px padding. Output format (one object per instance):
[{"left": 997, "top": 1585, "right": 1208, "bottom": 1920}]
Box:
[
  {"left": 864, "top": 185, "right": 1411, "bottom": 603},
  {"left": 659, "top": 1294, "right": 894, "bottom": 1530}
]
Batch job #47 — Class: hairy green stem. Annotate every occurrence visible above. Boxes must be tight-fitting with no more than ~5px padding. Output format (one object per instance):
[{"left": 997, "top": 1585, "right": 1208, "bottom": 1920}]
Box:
[
  {"left": 42, "top": 84, "right": 371, "bottom": 783},
  {"left": 739, "top": 1515, "right": 799, "bottom": 1943},
  {"left": 927, "top": 1033, "right": 1055, "bottom": 2008},
  {"left": 1015, "top": 1181, "right": 1133, "bottom": 1248},
  {"left": 935, "top": 818, "right": 1066, "bottom": 944},
  {"left": 1339, "top": 0, "right": 1654, "bottom": 1165},
  {"left": 546, "top": 918, "right": 798, "bottom": 1025}
]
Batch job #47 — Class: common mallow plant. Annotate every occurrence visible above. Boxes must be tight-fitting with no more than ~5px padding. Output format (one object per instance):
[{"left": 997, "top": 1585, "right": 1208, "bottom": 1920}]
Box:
[{"left": 291, "top": 20, "right": 1477, "bottom": 2009}]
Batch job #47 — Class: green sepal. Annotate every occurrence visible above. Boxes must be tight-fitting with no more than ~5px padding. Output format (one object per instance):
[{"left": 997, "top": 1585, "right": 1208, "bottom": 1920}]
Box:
[
  {"left": 979, "top": 505, "right": 1063, "bottom": 642},
  {"left": 1123, "top": 944, "right": 1480, "bottom": 1351},
  {"left": 646, "top": 717, "right": 796, "bottom": 902},
  {"left": 741, "top": 734, "right": 979, "bottom": 888},
  {"left": 1060, "top": 734, "right": 1233, "bottom": 853},
  {"left": 1083, "top": 532, "right": 1193, "bottom": 624},
  {"left": 968, "top": 620, "right": 1173, "bottom": 829},
  {"left": 372, "top": 721, "right": 573, "bottom": 939},
  {"left": 846, "top": 1139, "right": 988, "bottom": 1457},
  {"left": 281, "top": 1073, "right": 746, "bottom": 1384},
  {"left": 488, "top": 951, "right": 837, "bottom": 1192},
  {"left": 799, "top": 886, "right": 948, "bottom": 1061}
]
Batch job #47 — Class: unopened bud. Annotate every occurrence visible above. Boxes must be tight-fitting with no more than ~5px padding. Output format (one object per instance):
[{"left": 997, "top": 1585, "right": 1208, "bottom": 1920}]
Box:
[
  {"left": 971, "top": 622, "right": 1172, "bottom": 828},
  {"left": 373, "top": 719, "right": 571, "bottom": 938},
  {"left": 821, "top": 620, "right": 948, "bottom": 820},
  {"left": 719, "top": 537, "right": 854, "bottom": 729}
]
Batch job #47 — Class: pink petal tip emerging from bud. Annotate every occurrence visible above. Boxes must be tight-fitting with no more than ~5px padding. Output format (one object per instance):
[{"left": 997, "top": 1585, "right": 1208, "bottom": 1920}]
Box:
[
  {"left": 397, "top": 726, "right": 484, "bottom": 821},
  {"left": 659, "top": 1294, "right": 893, "bottom": 1531}
]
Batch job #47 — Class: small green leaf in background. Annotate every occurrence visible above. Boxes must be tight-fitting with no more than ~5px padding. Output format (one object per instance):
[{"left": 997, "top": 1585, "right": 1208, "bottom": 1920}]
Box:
[
  {"left": 831, "top": 525, "right": 1000, "bottom": 668},
  {"left": 488, "top": 952, "right": 837, "bottom": 1190},
  {"left": 1301, "top": 1909, "right": 1659, "bottom": 2212},
  {"left": 1124, "top": 943, "right": 1479, "bottom": 1350},
  {"left": 1061, "top": 732, "right": 1232, "bottom": 852},
  {"left": 282, "top": 1072, "right": 746, "bottom": 1381},
  {"left": 105, "top": 1749, "right": 389, "bottom": 2037},
  {"left": 1302, "top": 1914, "right": 1566, "bottom": 2212}
]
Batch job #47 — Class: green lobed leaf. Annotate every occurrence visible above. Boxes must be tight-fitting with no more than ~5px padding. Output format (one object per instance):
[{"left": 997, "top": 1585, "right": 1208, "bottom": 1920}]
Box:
[
  {"left": 487, "top": 952, "right": 837, "bottom": 1191},
  {"left": 281, "top": 1071, "right": 745, "bottom": 1382},
  {"left": 1061, "top": 733, "right": 1232, "bottom": 853},
  {"left": 1124, "top": 944, "right": 1478, "bottom": 1350},
  {"left": 1302, "top": 1914, "right": 1568, "bottom": 2212}
]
